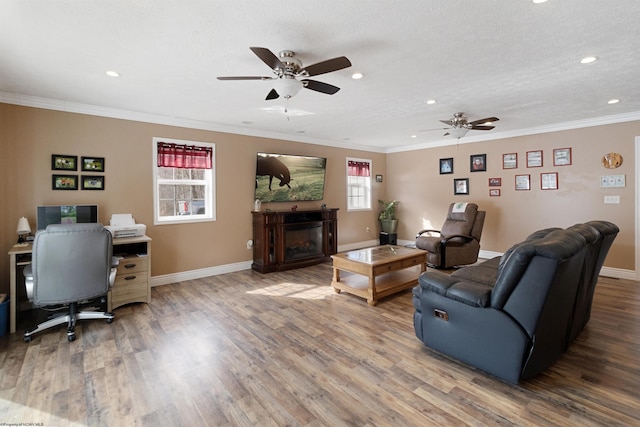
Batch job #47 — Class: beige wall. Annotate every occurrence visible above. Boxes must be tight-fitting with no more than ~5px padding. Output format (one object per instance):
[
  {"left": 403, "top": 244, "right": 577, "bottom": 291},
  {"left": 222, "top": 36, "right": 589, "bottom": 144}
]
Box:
[
  {"left": 0, "top": 102, "right": 637, "bottom": 294},
  {"left": 0, "top": 103, "right": 387, "bottom": 290},
  {"left": 388, "top": 122, "right": 638, "bottom": 270}
]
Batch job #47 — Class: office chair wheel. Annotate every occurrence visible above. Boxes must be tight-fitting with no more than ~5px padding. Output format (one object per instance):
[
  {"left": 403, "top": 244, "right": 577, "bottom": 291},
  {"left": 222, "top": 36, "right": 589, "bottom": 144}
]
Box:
[
  {"left": 23, "top": 335, "right": 32, "bottom": 343},
  {"left": 67, "top": 334, "right": 76, "bottom": 342},
  {"left": 106, "top": 318, "right": 114, "bottom": 324}
]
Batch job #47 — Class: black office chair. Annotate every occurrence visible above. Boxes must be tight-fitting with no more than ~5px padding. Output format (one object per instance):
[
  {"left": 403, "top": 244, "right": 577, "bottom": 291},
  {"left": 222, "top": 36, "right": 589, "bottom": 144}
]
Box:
[{"left": 23, "top": 223, "right": 118, "bottom": 342}]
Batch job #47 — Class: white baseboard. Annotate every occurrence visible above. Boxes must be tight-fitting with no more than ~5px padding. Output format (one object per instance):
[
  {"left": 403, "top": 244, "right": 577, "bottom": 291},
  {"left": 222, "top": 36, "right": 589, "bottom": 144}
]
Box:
[
  {"left": 149, "top": 244, "right": 636, "bottom": 286},
  {"left": 150, "top": 260, "right": 252, "bottom": 287}
]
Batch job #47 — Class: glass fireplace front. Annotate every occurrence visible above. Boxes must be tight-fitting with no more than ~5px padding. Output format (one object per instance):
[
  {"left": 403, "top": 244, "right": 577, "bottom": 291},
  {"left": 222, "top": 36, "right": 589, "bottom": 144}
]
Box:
[{"left": 284, "top": 222, "right": 323, "bottom": 261}]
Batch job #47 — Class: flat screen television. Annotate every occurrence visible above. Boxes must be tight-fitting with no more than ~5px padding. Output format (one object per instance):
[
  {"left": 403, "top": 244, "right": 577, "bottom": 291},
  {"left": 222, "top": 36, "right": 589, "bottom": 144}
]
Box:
[
  {"left": 36, "top": 205, "right": 99, "bottom": 230},
  {"left": 255, "top": 152, "right": 327, "bottom": 203}
]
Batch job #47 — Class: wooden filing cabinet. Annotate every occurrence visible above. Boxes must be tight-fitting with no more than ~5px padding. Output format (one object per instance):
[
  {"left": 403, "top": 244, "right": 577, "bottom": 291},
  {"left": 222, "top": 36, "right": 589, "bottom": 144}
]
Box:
[{"left": 109, "top": 235, "right": 152, "bottom": 311}]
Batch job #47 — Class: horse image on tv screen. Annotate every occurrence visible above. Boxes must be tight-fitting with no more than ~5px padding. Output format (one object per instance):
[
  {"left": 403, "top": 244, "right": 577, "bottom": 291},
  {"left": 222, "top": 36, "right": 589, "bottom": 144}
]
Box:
[{"left": 255, "top": 153, "right": 327, "bottom": 203}]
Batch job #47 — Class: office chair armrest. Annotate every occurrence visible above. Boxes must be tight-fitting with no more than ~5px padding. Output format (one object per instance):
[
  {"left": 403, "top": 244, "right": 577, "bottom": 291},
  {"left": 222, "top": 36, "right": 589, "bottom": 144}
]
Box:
[
  {"left": 23, "top": 264, "right": 34, "bottom": 300},
  {"left": 109, "top": 257, "right": 120, "bottom": 286},
  {"left": 416, "top": 229, "right": 441, "bottom": 238}
]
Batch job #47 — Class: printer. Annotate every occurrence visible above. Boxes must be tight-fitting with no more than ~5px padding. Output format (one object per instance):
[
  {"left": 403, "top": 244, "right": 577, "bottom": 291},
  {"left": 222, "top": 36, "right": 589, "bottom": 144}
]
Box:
[{"left": 105, "top": 214, "right": 146, "bottom": 239}]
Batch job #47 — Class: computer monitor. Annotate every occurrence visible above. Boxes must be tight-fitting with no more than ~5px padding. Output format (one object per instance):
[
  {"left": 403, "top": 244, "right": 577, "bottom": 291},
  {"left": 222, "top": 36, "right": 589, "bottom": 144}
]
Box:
[{"left": 36, "top": 205, "right": 99, "bottom": 230}]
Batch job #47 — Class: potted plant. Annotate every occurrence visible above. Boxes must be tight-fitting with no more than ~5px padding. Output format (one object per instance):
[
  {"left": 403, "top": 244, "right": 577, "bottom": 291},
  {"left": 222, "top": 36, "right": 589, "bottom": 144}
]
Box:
[{"left": 378, "top": 200, "right": 399, "bottom": 233}]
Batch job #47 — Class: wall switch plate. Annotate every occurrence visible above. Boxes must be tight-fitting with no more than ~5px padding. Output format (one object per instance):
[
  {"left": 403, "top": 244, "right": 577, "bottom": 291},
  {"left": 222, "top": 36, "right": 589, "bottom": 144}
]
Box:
[
  {"left": 600, "top": 175, "right": 626, "bottom": 187},
  {"left": 604, "top": 195, "right": 620, "bottom": 204}
]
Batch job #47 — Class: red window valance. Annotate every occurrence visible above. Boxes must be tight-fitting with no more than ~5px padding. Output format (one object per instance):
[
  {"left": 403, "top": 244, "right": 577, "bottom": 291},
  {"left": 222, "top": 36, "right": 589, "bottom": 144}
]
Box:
[
  {"left": 157, "top": 142, "right": 212, "bottom": 169},
  {"left": 348, "top": 160, "right": 370, "bottom": 177}
]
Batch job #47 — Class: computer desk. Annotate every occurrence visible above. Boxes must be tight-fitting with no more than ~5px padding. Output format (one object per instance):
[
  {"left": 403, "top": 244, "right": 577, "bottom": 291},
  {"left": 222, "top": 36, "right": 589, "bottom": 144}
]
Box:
[{"left": 7, "top": 235, "right": 151, "bottom": 334}]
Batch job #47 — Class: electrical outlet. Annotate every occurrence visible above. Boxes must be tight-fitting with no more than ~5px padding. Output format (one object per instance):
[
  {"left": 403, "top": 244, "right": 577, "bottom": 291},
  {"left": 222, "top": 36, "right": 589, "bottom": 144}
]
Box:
[
  {"left": 246, "top": 239, "right": 253, "bottom": 249},
  {"left": 366, "top": 227, "right": 371, "bottom": 233},
  {"left": 604, "top": 195, "right": 620, "bottom": 204}
]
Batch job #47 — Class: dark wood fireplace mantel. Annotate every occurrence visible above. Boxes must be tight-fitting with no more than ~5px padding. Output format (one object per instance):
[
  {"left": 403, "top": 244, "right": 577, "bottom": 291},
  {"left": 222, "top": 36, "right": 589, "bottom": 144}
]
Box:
[{"left": 251, "top": 208, "right": 338, "bottom": 273}]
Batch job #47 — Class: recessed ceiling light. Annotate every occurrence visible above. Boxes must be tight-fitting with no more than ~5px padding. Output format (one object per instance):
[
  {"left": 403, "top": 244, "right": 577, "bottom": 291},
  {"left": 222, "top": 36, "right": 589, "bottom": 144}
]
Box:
[
  {"left": 351, "top": 72, "right": 364, "bottom": 80},
  {"left": 608, "top": 99, "right": 620, "bottom": 104},
  {"left": 580, "top": 56, "right": 598, "bottom": 64},
  {"left": 426, "top": 99, "right": 437, "bottom": 105},
  {"left": 411, "top": 134, "right": 417, "bottom": 138},
  {"left": 532, "top": 0, "right": 548, "bottom": 4},
  {"left": 105, "top": 70, "right": 120, "bottom": 77}
]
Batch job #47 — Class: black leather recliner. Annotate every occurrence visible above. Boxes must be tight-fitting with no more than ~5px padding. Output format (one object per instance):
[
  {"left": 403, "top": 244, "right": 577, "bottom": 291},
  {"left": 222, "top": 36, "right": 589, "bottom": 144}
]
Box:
[{"left": 413, "top": 222, "right": 618, "bottom": 384}]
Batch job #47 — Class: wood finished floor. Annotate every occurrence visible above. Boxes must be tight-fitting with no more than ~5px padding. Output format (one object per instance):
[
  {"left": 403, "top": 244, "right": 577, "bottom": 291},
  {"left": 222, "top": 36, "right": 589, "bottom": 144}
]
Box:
[{"left": 0, "top": 263, "right": 639, "bottom": 426}]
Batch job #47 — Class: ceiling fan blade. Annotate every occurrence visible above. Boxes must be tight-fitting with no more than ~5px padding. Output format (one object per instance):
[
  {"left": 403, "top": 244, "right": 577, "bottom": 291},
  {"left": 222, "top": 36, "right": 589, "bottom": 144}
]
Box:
[
  {"left": 468, "top": 117, "right": 499, "bottom": 126},
  {"left": 301, "top": 79, "right": 340, "bottom": 95},
  {"left": 265, "top": 89, "right": 279, "bottom": 100},
  {"left": 249, "top": 47, "right": 284, "bottom": 71},
  {"left": 443, "top": 132, "right": 450, "bottom": 136},
  {"left": 439, "top": 119, "right": 454, "bottom": 125},
  {"left": 417, "top": 127, "right": 449, "bottom": 133},
  {"left": 217, "top": 76, "right": 272, "bottom": 81},
  {"left": 301, "top": 56, "right": 352, "bottom": 77},
  {"left": 470, "top": 125, "right": 495, "bottom": 130}
]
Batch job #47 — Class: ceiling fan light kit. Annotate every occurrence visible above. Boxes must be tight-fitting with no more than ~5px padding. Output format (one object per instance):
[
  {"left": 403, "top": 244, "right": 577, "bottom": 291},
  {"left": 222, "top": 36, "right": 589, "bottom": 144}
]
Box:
[
  {"left": 449, "top": 128, "right": 470, "bottom": 139},
  {"left": 217, "top": 47, "right": 351, "bottom": 101}
]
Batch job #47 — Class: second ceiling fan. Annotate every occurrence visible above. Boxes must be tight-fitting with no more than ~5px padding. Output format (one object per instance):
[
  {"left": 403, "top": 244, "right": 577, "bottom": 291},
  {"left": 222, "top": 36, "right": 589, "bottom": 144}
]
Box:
[
  {"left": 421, "top": 112, "right": 500, "bottom": 138},
  {"left": 217, "top": 47, "right": 352, "bottom": 100}
]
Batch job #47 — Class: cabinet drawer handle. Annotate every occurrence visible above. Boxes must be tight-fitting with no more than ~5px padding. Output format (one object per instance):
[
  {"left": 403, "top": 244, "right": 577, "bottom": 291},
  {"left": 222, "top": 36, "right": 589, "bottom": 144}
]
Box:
[
  {"left": 125, "top": 263, "right": 137, "bottom": 269},
  {"left": 125, "top": 276, "right": 137, "bottom": 280}
]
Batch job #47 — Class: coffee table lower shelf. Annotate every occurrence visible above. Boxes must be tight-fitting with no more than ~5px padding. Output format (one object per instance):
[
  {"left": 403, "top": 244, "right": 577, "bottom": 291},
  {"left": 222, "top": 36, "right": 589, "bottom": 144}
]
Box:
[{"left": 332, "top": 266, "right": 423, "bottom": 306}]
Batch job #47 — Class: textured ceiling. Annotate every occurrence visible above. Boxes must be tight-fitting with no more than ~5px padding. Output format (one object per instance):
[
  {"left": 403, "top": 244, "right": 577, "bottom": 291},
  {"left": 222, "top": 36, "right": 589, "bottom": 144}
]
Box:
[{"left": 1, "top": 0, "right": 640, "bottom": 152}]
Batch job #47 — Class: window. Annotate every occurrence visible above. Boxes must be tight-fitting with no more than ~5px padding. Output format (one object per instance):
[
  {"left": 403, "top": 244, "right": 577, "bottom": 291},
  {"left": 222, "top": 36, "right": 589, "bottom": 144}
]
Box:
[
  {"left": 346, "top": 158, "right": 372, "bottom": 211},
  {"left": 152, "top": 137, "right": 216, "bottom": 225}
]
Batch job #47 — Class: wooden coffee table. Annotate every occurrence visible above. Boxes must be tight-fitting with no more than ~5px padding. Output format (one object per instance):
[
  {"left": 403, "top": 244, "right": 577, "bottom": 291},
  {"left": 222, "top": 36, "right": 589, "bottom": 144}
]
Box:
[{"left": 331, "top": 245, "right": 427, "bottom": 305}]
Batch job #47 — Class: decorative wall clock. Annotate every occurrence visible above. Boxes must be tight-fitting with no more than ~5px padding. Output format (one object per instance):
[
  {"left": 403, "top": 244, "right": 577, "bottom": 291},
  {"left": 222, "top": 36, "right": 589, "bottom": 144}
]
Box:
[{"left": 602, "top": 152, "right": 623, "bottom": 169}]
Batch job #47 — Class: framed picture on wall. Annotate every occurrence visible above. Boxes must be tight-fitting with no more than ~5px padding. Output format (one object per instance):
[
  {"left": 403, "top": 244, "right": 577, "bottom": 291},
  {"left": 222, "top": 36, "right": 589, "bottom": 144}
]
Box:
[
  {"left": 454, "top": 178, "right": 469, "bottom": 195},
  {"left": 81, "top": 156, "right": 105, "bottom": 172},
  {"left": 490, "top": 189, "right": 501, "bottom": 197},
  {"left": 541, "top": 172, "right": 558, "bottom": 190},
  {"left": 470, "top": 154, "right": 486, "bottom": 172},
  {"left": 515, "top": 174, "right": 531, "bottom": 190},
  {"left": 82, "top": 175, "right": 105, "bottom": 190},
  {"left": 51, "top": 154, "right": 78, "bottom": 171},
  {"left": 553, "top": 148, "right": 572, "bottom": 166},
  {"left": 52, "top": 174, "right": 78, "bottom": 190},
  {"left": 502, "top": 153, "right": 517, "bottom": 169},
  {"left": 488, "top": 178, "right": 502, "bottom": 187},
  {"left": 526, "top": 150, "right": 543, "bottom": 168},
  {"left": 439, "top": 158, "right": 453, "bottom": 174}
]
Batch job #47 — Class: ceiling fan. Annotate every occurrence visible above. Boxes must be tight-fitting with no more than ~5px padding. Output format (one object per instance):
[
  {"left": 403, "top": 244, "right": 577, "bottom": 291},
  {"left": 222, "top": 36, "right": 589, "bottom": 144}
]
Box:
[
  {"left": 421, "top": 112, "right": 499, "bottom": 138},
  {"left": 217, "top": 47, "right": 352, "bottom": 100}
]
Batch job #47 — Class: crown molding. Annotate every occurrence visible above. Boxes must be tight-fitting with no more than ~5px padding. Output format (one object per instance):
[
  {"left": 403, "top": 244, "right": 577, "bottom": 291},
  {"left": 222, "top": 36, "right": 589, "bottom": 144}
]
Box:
[
  {"left": 2, "top": 91, "right": 637, "bottom": 155},
  {"left": 0, "top": 91, "right": 386, "bottom": 153}
]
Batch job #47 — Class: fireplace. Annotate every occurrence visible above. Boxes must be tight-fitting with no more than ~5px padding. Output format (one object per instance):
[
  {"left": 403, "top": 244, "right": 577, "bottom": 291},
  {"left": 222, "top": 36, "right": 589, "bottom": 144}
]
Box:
[
  {"left": 251, "top": 208, "right": 338, "bottom": 273},
  {"left": 284, "top": 223, "right": 323, "bottom": 261}
]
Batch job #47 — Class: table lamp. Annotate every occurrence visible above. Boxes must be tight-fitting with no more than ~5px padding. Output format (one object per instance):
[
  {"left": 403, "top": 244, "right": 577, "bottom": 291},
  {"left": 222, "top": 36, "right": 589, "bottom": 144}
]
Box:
[{"left": 16, "top": 216, "right": 31, "bottom": 243}]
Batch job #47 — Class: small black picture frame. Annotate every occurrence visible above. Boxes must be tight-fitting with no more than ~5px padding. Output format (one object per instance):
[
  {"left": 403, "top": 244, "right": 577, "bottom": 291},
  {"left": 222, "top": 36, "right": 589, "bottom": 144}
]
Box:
[
  {"left": 454, "top": 178, "right": 469, "bottom": 195},
  {"left": 376, "top": 174, "right": 383, "bottom": 183},
  {"left": 81, "top": 156, "right": 105, "bottom": 172},
  {"left": 51, "top": 154, "right": 78, "bottom": 171},
  {"left": 81, "top": 175, "right": 105, "bottom": 190},
  {"left": 470, "top": 154, "right": 486, "bottom": 172},
  {"left": 52, "top": 174, "right": 78, "bottom": 190},
  {"left": 439, "top": 158, "right": 453, "bottom": 174}
]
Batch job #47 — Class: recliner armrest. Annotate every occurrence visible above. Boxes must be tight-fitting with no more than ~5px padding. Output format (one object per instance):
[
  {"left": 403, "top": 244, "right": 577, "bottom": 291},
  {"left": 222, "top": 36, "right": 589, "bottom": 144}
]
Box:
[
  {"left": 416, "top": 229, "right": 441, "bottom": 238},
  {"left": 441, "top": 233, "right": 478, "bottom": 245},
  {"left": 419, "top": 271, "right": 493, "bottom": 307}
]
